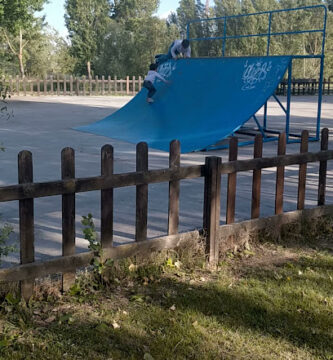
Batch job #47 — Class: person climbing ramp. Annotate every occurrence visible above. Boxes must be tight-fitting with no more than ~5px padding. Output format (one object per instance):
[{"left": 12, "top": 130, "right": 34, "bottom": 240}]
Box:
[
  {"left": 143, "top": 63, "right": 171, "bottom": 103},
  {"left": 155, "top": 39, "right": 191, "bottom": 66}
]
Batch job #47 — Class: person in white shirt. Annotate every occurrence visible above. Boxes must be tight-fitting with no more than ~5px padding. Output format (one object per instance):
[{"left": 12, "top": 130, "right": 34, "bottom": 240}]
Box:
[
  {"left": 155, "top": 39, "right": 191, "bottom": 66},
  {"left": 143, "top": 63, "right": 170, "bottom": 103}
]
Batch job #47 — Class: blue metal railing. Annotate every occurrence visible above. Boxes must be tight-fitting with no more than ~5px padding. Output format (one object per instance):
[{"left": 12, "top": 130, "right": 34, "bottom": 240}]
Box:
[
  {"left": 187, "top": 5, "right": 326, "bottom": 57},
  {"left": 186, "top": 5, "right": 327, "bottom": 148}
]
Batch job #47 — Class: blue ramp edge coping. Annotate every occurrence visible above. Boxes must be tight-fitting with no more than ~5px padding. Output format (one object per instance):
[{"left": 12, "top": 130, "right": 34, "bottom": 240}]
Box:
[{"left": 75, "top": 56, "right": 291, "bottom": 153}]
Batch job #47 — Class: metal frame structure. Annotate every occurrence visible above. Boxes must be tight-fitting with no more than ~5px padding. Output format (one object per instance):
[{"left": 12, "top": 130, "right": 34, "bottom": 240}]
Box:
[{"left": 186, "top": 5, "right": 327, "bottom": 149}]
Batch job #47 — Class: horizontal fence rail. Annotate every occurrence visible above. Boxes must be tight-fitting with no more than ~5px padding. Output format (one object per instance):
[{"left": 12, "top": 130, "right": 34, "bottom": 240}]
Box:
[
  {"left": 1, "top": 75, "right": 144, "bottom": 96},
  {"left": 276, "top": 78, "right": 333, "bottom": 96},
  {"left": 0, "top": 150, "right": 332, "bottom": 203},
  {"left": 1, "top": 76, "right": 332, "bottom": 97},
  {"left": 0, "top": 129, "right": 331, "bottom": 300}
]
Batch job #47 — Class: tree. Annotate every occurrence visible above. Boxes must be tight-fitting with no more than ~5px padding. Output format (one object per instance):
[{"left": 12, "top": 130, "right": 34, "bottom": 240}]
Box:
[
  {"left": 111, "top": 0, "right": 160, "bottom": 19},
  {"left": 173, "top": 0, "right": 213, "bottom": 56},
  {"left": 176, "top": 0, "right": 199, "bottom": 35},
  {"left": 0, "top": 0, "right": 46, "bottom": 77},
  {"left": 205, "top": 0, "right": 210, "bottom": 15},
  {"left": 24, "top": 28, "right": 76, "bottom": 77},
  {"left": 65, "top": 0, "right": 111, "bottom": 77},
  {"left": 94, "top": 1, "right": 178, "bottom": 77},
  {"left": 50, "top": 35, "right": 77, "bottom": 76},
  {"left": 214, "top": 0, "right": 242, "bottom": 17},
  {"left": 327, "top": 0, "right": 333, "bottom": 11}
]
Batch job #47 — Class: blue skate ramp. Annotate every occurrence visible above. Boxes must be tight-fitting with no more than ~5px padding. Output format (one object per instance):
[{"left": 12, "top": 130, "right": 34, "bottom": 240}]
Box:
[{"left": 76, "top": 56, "right": 291, "bottom": 153}]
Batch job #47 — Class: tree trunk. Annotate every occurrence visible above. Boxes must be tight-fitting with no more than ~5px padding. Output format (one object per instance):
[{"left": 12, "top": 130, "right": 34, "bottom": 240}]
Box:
[
  {"left": 2, "top": 28, "right": 25, "bottom": 77},
  {"left": 205, "top": 0, "right": 210, "bottom": 15},
  {"left": 19, "top": 28, "right": 25, "bottom": 78},
  {"left": 303, "top": 35, "right": 306, "bottom": 78},
  {"left": 87, "top": 61, "right": 91, "bottom": 78}
]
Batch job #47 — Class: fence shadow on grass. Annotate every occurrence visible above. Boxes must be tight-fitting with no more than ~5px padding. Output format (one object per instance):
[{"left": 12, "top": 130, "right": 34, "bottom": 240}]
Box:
[{"left": 2, "top": 252, "right": 332, "bottom": 359}]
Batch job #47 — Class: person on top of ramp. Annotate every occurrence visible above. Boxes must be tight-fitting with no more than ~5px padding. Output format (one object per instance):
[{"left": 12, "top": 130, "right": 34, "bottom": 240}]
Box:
[
  {"left": 143, "top": 63, "right": 170, "bottom": 103},
  {"left": 155, "top": 39, "right": 191, "bottom": 66}
]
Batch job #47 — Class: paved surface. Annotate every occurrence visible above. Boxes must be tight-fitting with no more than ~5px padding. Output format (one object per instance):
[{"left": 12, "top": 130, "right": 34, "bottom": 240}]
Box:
[{"left": 1, "top": 95, "right": 333, "bottom": 267}]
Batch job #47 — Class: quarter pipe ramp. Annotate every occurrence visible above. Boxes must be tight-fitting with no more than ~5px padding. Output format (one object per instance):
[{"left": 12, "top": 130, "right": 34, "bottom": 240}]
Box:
[{"left": 76, "top": 56, "right": 291, "bottom": 152}]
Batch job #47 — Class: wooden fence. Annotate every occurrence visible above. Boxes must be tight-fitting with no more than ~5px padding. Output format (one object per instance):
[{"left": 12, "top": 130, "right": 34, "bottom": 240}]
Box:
[
  {"left": 2, "top": 75, "right": 144, "bottom": 96},
  {"left": 2, "top": 76, "right": 333, "bottom": 96},
  {"left": 0, "top": 129, "right": 331, "bottom": 300},
  {"left": 276, "top": 78, "right": 333, "bottom": 96}
]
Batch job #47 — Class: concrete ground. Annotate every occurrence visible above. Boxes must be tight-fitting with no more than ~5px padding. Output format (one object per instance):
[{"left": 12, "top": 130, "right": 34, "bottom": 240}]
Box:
[{"left": 1, "top": 95, "right": 333, "bottom": 267}]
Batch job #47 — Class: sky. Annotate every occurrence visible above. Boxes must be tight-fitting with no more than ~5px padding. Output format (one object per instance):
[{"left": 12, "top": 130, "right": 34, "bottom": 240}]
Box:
[{"left": 40, "top": 0, "right": 181, "bottom": 37}]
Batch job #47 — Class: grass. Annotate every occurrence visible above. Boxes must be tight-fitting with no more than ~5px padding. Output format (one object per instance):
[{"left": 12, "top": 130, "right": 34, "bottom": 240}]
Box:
[{"left": 0, "top": 236, "right": 332, "bottom": 359}]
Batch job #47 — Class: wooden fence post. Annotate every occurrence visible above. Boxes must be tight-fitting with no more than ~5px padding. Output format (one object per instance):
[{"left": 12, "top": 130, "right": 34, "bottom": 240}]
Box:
[
  {"left": 61, "top": 148, "right": 76, "bottom": 292},
  {"left": 89, "top": 76, "right": 92, "bottom": 95},
  {"left": 16, "top": 75, "right": 20, "bottom": 96},
  {"left": 37, "top": 77, "right": 40, "bottom": 96},
  {"left": 251, "top": 134, "right": 263, "bottom": 219},
  {"left": 23, "top": 77, "right": 27, "bottom": 96},
  {"left": 83, "top": 76, "right": 86, "bottom": 96},
  {"left": 132, "top": 76, "right": 136, "bottom": 95},
  {"left": 70, "top": 75, "right": 73, "bottom": 95},
  {"left": 101, "top": 145, "right": 114, "bottom": 248},
  {"left": 76, "top": 78, "right": 79, "bottom": 96},
  {"left": 135, "top": 142, "right": 148, "bottom": 242},
  {"left": 275, "top": 132, "right": 286, "bottom": 214},
  {"left": 126, "top": 76, "right": 130, "bottom": 95},
  {"left": 9, "top": 76, "right": 13, "bottom": 95},
  {"left": 114, "top": 76, "right": 117, "bottom": 94},
  {"left": 95, "top": 75, "right": 99, "bottom": 95},
  {"left": 328, "top": 78, "right": 331, "bottom": 95},
  {"left": 63, "top": 75, "right": 67, "bottom": 96},
  {"left": 297, "top": 130, "right": 309, "bottom": 210},
  {"left": 168, "top": 140, "right": 180, "bottom": 235},
  {"left": 18, "top": 151, "right": 34, "bottom": 300},
  {"left": 43, "top": 76, "right": 47, "bottom": 95},
  {"left": 203, "top": 156, "right": 221, "bottom": 265},
  {"left": 318, "top": 128, "right": 328, "bottom": 206},
  {"left": 50, "top": 75, "right": 54, "bottom": 95},
  {"left": 57, "top": 74, "right": 60, "bottom": 96},
  {"left": 226, "top": 137, "right": 238, "bottom": 224},
  {"left": 138, "top": 76, "right": 142, "bottom": 91},
  {"left": 102, "top": 75, "right": 105, "bottom": 95},
  {"left": 108, "top": 75, "right": 111, "bottom": 94}
]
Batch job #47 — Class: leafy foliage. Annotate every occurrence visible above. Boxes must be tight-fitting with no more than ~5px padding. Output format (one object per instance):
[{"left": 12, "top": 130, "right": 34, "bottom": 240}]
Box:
[
  {"left": 0, "top": 0, "right": 333, "bottom": 78},
  {"left": 112, "top": 0, "right": 160, "bottom": 19},
  {"left": 81, "top": 214, "right": 113, "bottom": 281},
  {"left": 65, "top": 0, "right": 111, "bottom": 77},
  {"left": 0, "top": 0, "right": 47, "bottom": 76}
]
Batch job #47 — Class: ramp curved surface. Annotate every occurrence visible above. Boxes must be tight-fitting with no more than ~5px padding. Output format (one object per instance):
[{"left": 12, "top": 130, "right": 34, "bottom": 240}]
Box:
[{"left": 76, "top": 56, "right": 291, "bottom": 153}]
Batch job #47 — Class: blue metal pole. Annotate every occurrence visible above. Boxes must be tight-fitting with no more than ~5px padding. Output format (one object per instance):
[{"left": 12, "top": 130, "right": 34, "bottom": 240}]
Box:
[
  {"left": 273, "top": 94, "right": 287, "bottom": 114},
  {"left": 186, "top": 4, "right": 326, "bottom": 28},
  {"left": 286, "top": 61, "right": 293, "bottom": 142},
  {"left": 316, "top": 6, "right": 327, "bottom": 141},
  {"left": 316, "top": 56, "right": 325, "bottom": 141},
  {"left": 189, "top": 28, "right": 323, "bottom": 43},
  {"left": 263, "top": 103, "right": 268, "bottom": 131},
  {"left": 263, "top": 13, "right": 273, "bottom": 131}
]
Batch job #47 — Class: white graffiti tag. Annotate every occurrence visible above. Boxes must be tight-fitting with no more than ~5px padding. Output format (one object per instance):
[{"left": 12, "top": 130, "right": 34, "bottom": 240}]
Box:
[
  {"left": 242, "top": 60, "right": 272, "bottom": 90},
  {"left": 158, "top": 61, "right": 177, "bottom": 79}
]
